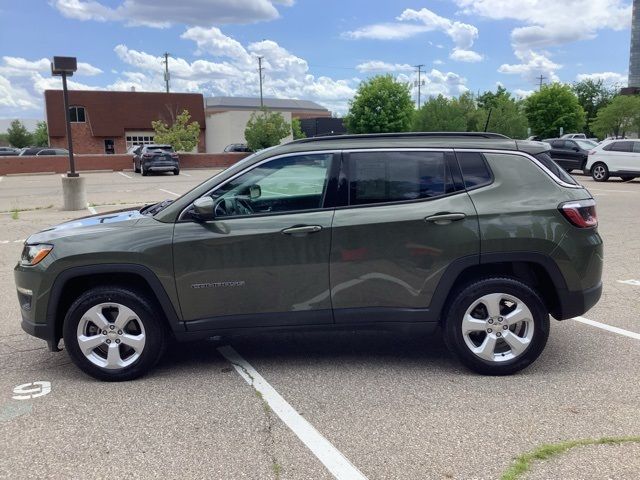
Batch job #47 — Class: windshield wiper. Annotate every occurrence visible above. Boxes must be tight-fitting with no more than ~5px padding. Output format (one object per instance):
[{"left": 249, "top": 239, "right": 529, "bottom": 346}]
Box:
[{"left": 141, "top": 199, "right": 173, "bottom": 215}]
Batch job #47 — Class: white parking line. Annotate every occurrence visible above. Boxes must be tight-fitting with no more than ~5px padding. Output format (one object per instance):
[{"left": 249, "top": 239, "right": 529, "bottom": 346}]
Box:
[
  {"left": 86, "top": 203, "right": 97, "bottom": 215},
  {"left": 118, "top": 171, "right": 133, "bottom": 179},
  {"left": 617, "top": 279, "right": 640, "bottom": 286},
  {"left": 573, "top": 316, "right": 640, "bottom": 340},
  {"left": 181, "top": 172, "right": 192, "bottom": 177},
  {"left": 159, "top": 188, "right": 180, "bottom": 197},
  {"left": 218, "top": 345, "right": 368, "bottom": 480},
  {"left": 587, "top": 188, "right": 638, "bottom": 194}
]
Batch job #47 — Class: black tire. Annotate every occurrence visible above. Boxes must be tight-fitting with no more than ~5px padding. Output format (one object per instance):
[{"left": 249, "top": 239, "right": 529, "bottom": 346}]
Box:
[
  {"left": 63, "top": 286, "right": 167, "bottom": 381},
  {"left": 591, "top": 162, "right": 609, "bottom": 182},
  {"left": 443, "top": 277, "right": 550, "bottom": 375},
  {"left": 141, "top": 166, "right": 148, "bottom": 176},
  {"left": 620, "top": 176, "right": 635, "bottom": 182},
  {"left": 133, "top": 160, "right": 140, "bottom": 173},
  {"left": 173, "top": 168, "right": 180, "bottom": 175}
]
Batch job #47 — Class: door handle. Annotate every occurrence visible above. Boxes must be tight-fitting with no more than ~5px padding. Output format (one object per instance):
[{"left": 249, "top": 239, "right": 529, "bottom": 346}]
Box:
[
  {"left": 425, "top": 213, "right": 466, "bottom": 225},
  {"left": 282, "top": 225, "right": 323, "bottom": 235}
]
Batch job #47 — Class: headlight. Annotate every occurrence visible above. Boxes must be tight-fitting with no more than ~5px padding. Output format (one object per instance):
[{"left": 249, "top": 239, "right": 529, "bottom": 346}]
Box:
[{"left": 21, "top": 244, "right": 53, "bottom": 266}]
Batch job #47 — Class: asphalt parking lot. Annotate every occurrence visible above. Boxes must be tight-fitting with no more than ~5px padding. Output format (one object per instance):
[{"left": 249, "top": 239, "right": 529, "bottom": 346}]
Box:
[{"left": 0, "top": 169, "right": 638, "bottom": 479}]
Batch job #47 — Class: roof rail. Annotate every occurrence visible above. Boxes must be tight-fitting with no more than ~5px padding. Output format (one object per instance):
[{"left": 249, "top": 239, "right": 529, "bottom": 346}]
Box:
[{"left": 293, "top": 132, "right": 510, "bottom": 143}]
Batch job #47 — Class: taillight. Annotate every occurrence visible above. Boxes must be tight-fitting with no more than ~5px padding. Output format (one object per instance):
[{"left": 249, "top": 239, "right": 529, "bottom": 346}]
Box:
[{"left": 559, "top": 199, "right": 597, "bottom": 228}]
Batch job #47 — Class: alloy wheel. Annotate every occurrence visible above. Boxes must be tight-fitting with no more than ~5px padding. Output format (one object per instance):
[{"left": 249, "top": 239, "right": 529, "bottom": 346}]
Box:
[
  {"left": 593, "top": 165, "right": 606, "bottom": 180},
  {"left": 76, "top": 303, "right": 146, "bottom": 370},
  {"left": 461, "top": 293, "right": 534, "bottom": 363}
]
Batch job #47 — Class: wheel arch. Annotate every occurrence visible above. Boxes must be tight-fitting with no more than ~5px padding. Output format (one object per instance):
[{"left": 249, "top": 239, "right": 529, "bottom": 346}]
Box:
[
  {"left": 47, "top": 264, "right": 184, "bottom": 349},
  {"left": 431, "top": 253, "right": 567, "bottom": 323}
]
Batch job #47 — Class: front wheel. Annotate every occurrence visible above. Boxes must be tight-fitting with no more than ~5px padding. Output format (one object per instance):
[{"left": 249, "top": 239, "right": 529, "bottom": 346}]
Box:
[
  {"left": 443, "top": 278, "right": 550, "bottom": 375},
  {"left": 591, "top": 162, "right": 609, "bottom": 182},
  {"left": 63, "top": 286, "right": 167, "bottom": 381}
]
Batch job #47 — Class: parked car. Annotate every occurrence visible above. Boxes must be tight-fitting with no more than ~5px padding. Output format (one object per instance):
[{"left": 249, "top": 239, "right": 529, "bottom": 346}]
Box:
[
  {"left": 14, "top": 132, "right": 602, "bottom": 380},
  {"left": 133, "top": 144, "right": 179, "bottom": 176},
  {"left": 561, "top": 133, "right": 587, "bottom": 139},
  {"left": 547, "top": 138, "right": 598, "bottom": 172},
  {"left": 35, "top": 148, "right": 69, "bottom": 156},
  {"left": 19, "top": 147, "right": 46, "bottom": 156},
  {"left": 224, "top": 143, "right": 252, "bottom": 153},
  {"left": 0, "top": 146, "right": 19, "bottom": 155},
  {"left": 585, "top": 139, "right": 640, "bottom": 181}
]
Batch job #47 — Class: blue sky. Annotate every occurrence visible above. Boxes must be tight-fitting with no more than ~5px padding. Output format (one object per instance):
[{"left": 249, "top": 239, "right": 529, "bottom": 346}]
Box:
[{"left": 0, "top": 0, "right": 633, "bottom": 121}]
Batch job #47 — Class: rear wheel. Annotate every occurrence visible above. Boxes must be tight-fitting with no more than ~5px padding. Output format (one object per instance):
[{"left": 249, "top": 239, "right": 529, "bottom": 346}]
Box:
[
  {"left": 141, "top": 166, "right": 148, "bottom": 176},
  {"left": 443, "top": 278, "right": 550, "bottom": 375},
  {"left": 591, "top": 162, "right": 609, "bottom": 182},
  {"left": 173, "top": 168, "right": 180, "bottom": 175},
  {"left": 63, "top": 286, "right": 166, "bottom": 381}
]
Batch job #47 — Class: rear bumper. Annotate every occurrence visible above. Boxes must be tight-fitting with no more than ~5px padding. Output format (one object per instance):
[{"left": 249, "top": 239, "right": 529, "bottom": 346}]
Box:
[{"left": 553, "top": 281, "right": 602, "bottom": 320}]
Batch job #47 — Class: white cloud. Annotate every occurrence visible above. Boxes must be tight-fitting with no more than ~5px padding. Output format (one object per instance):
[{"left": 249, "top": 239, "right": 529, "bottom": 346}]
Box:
[
  {"left": 498, "top": 49, "right": 561, "bottom": 83},
  {"left": 514, "top": 88, "right": 534, "bottom": 99},
  {"left": 355, "top": 61, "right": 414, "bottom": 73},
  {"left": 343, "top": 7, "right": 483, "bottom": 65},
  {"left": 51, "top": 0, "right": 293, "bottom": 27},
  {"left": 449, "top": 48, "right": 483, "bottom": 63},
  {"left": 454, "top": 0, "right": 630, "bottom": 50},
  {"left": 0, "top": 56, "right": 102, "bottom": 76},
  {"left": 576, "top": 71, "right": 627, "bottom": 85},
  {"left": 433, "top": 59, "right": 444, "bottom": 66}
]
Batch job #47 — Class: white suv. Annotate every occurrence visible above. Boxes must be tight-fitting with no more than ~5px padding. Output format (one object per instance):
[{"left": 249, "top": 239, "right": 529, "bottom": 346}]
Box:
[{"left": 585, "top": 139, "right": 640, "bottom": 182}]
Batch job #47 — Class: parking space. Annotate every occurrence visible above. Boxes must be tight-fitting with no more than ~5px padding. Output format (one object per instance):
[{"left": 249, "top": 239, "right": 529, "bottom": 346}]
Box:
[{"left": 1, "top": 170, "right": 638, "bottom": 479}]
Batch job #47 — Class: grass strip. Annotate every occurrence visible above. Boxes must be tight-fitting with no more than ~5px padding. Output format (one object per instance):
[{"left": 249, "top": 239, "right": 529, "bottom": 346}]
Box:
[{"left": 501, "top": 436, "right": 640, "bottom": 480}]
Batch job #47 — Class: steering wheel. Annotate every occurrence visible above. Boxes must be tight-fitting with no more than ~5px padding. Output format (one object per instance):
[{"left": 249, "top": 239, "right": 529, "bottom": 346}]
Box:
[{"left": 214, "top": 197, "right": 254, "bottom": 217}]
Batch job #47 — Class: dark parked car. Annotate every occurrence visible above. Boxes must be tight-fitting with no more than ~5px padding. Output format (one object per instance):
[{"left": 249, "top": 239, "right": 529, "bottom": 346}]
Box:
[
  {"left": 133, "top": 144, "right": 179, "bottom": 176},
  {"left": 15, "top": 132, "right": 602, "bottom": 381},
  {"left": 224, "top": 143, "right": 252, "bottom": 153},
  {"left": 545, "top": 138, "right": 597, "bottom": 172},
  {"left": 19, "top": 147, "right": 46, "bottom": 156},
  {"left": 0, "top": 146, "right": 19, "bottom": 156},
  {"left": 35, "top": 148, "right": 69, "bottom": 156}
]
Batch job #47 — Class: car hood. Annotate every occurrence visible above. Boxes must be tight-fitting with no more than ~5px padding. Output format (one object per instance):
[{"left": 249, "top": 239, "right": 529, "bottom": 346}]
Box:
[{"left": 26, "top": 207, "right": 146, "bottom": 244}]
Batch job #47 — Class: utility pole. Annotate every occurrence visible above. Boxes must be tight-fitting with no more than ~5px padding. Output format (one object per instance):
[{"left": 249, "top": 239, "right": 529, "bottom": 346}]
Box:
[
  {"left": 414, "top": 64, "right": 425, "bottom": 108},
  {"left": 537, "top": 74, "right": 547, "bottom": 90},
  {"left": 163, "top": 52, "right": 170, "bottom": 93},
  {"left": 257, "top": 56, "right": 264, "bottom": 108}
]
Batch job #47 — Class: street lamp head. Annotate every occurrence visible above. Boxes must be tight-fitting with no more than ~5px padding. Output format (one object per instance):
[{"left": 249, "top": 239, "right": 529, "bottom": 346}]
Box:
[{"left": 51, "top": 56, "right": 77, "bottom": 77}]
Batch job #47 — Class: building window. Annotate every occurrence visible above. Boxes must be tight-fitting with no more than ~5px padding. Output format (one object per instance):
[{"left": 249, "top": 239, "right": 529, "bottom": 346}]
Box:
[
  {"left": 69, "top": 106, "right": 86, "bottom": 123},
  {"left": 125, "top": 134, "right": 155, "bottom": 149}
]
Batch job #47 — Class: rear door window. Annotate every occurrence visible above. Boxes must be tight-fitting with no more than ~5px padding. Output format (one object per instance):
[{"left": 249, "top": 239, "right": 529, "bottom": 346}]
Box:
[
  {"left": 609, "top": 141, "right": 633, "bottom": 152},
  {"left": 347, "top": 151, "right": 451, "bottom": 206},
  {"left": 534, "top": 152, "right": 578, "bottom": 185},
  {"left": 456, "top": 152, "right": 492, "bottom": 189}
]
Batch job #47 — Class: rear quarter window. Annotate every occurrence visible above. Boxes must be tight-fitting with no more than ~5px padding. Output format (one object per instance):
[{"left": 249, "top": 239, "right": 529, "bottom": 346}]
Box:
[{"left": 534, "top": 152, "right": 578, "bottom": 185}]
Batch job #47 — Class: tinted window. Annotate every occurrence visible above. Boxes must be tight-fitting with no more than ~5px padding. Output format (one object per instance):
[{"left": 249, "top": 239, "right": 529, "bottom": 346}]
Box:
[
  {"left": 38, "top": 149, "right": 54, "bottom": 155},
  {"left": 348, "top": 151, "right": 449, "bottom": 206},
  {"left": 633, "top": 142, "right": 640, "bottom": 153},
  {"left": 610, "top": 141, "right": 633, "bottom": 152},
  {"left": 209, "top": 154, "right": 332, "bottom": 217},
  {"left": 534, "top": 152, "right": 578, "bottom": 185},
  {"left": 551, "top": 140, "right": 566, "bottom": 148},
  {"left": 457, "top": 152, "right": 492, "bottom": 188}
]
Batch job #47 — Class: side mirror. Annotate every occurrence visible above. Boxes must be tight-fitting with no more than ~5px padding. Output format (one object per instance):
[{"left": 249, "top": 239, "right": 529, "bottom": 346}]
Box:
[
  {"left": 249, "top": 184, "right": 261, "bottom": 200},
  {"left": 192, "top": 197, "right": 214, "bottom": 221},
  {"left": 573, "top": 147, "right": 580, "bottom": 152}
]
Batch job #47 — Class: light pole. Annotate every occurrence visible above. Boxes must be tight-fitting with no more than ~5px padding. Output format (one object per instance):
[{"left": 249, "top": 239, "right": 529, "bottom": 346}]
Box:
[{"left": 51, "top": 56, "right": 86, "bottom": 210}]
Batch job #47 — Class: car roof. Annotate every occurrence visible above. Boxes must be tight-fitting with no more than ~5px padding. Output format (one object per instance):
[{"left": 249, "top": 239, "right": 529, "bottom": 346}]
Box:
[
  {"left": 253, "top": 132, "right": 551, "bottom": 158},
  {"left": 145, "top": 144, "right": 172, "bottom": 148}
]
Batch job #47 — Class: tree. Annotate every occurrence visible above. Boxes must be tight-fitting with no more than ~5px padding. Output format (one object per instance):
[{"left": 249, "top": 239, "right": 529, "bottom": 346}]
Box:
[
  {"left": 6, "top": 119, "right": 32, "bottom": 148},
  {"left": 572, "top": 79, "right": 617, "bottom": 137},
  {"left": 152, "top": 109, "right": 200, "bottom": 152},
  {"left": 590, "top": 95, "right": 640, "bottom": 139},
  {"left": 344, "top": 75, "right": 414, "bottom": 133},
  {"left": 413, "top": 95, "right": 468, "bottom": 132},
  {"left": 32, "top": 121, "right": 49, "bottom": 147},
  {"left": 478, "top": 93, "right": 529, "bottom": 139},
  {"left": 291, "top": 117, "right": 306, "bottom": 139},
  {"left": 524, "top": 83, "right": 585, "bottom": 139},
  {"left": 244, "top": 108, "right": 291, "bottom": 151},
  {"left": 477, "top": 85, "right": 512, "bottom": 110}
]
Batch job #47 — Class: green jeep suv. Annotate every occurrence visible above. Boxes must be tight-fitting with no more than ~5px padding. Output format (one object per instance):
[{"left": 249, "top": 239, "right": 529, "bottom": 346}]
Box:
[{"left": 14, "top": 133, "right": 603, "bottom": 381}]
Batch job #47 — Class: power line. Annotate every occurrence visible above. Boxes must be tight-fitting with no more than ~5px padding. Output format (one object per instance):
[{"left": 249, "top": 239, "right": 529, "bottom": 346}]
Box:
[
  {"left": 414, "top": 64, "right": 425, "bottom": 108},
  {"left": 257, "top": 56, "right": 264, "bottom": 108},
  {"left": 536, "top": 74, "right": 547, "bottom": 90},
  {"left": 162, "top": 52, "right": 170, "bottom": 93}
]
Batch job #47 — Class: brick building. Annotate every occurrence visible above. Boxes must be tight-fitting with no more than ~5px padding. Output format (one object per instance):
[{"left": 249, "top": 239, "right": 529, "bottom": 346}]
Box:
[{"left": 45, "top": 90, "right": 206, "bottom": 154}]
